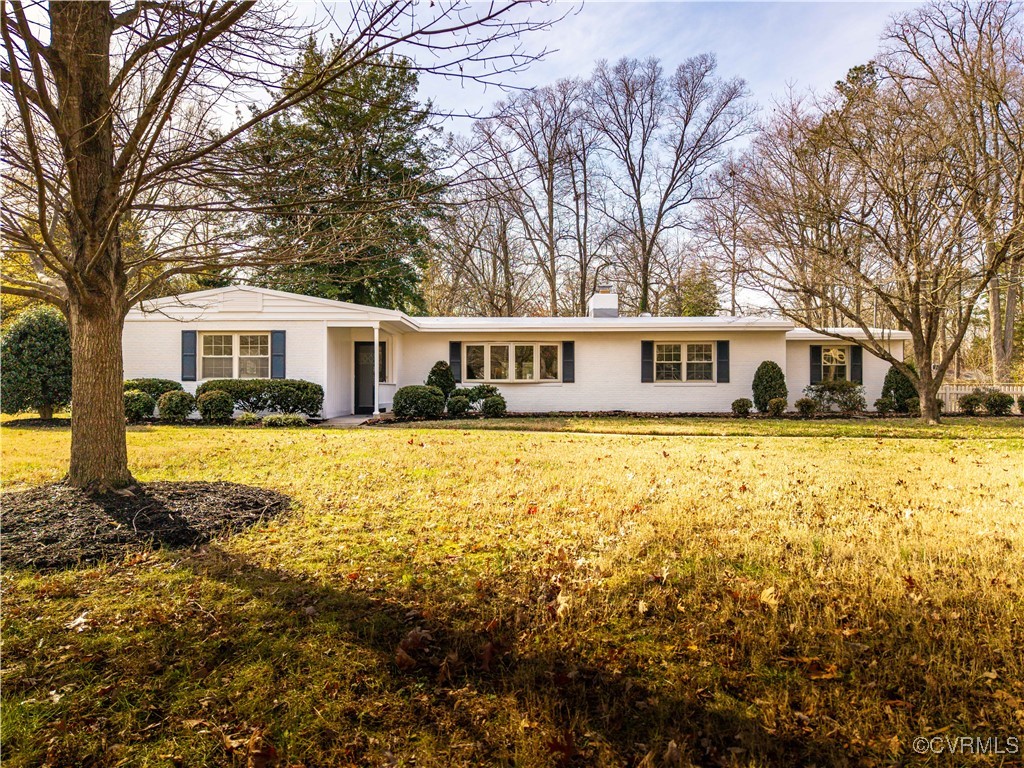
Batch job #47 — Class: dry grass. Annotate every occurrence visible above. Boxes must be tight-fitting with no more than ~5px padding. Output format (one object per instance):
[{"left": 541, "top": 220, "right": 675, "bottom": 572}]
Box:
[{"left": 1, "top": 419, "right": 1022, "bottom": 767}]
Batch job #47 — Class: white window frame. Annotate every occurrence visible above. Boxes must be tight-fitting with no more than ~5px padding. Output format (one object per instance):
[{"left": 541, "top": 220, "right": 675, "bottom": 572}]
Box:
[
  {"left": 654, "top": 342, "right": 716, "bottom": 383},
  {"left": 199, "top": 332, "right": 272, "bottom": 380},
  {"left": 464, "top": 342, "right": 561, "bottom": 383},
  {"left": 821, "top": 345, "right": 849, "bottom": 382}
]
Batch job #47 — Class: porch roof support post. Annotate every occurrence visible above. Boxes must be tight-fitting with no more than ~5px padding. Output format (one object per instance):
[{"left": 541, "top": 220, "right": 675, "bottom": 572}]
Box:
[{"left": 373, "top": 323, "right": 380, "bottom": 416}]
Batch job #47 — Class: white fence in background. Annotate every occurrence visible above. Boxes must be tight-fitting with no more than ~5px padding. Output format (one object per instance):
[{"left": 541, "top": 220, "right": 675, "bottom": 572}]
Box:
[{"left": 937, "top": 383, "right": 1024, "bottom": 412}]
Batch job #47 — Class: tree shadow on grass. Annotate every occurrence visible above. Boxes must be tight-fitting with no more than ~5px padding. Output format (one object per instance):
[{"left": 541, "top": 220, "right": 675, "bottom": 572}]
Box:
[{"left": 178, "top": 546, "right": 854, "bottom": 767}]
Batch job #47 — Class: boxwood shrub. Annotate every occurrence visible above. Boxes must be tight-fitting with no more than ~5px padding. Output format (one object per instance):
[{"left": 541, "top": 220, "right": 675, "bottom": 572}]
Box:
[
  {"left": 195, "top": 378, "right": 323, "bottom": 416},
  {"left": 804, "top": 380, "right": 866, "bottom": 414},
  {"left": 983, "top": 390, "right": 1014, "bottom": 416},
  {"left": 197, "top": 390, "right": 234, "bottom": 424},
  {"left": 731, "top": 397, "right": 753, "bottom": 417},
  {"left": 481, "top": 394, "right": 507, "bottom": 418},
  {"left": 874, "top": 396, "right": 895, "bottom": 416},
  {"left": 124, "top": 389, "right": 156, "bottom": 423},
  {"left": 958, "top": 391, "right": 984, "bottom": 416},
  {"left": 157, "top": 390, "right": 195, "bottom": 423},
  {"left": 393, "top": 385, "right": 445, "bottom": 420},
  {"left": 447, "top": 395, "right": 470, "bottom": 418},
  {"left": 462, "top": 384, "right": 501, "bottom": 407},
  {"left": 123, "top": 378, "right": 183, "bottom": 400},
  {"left": 767, "top": 397, "right": 787, "bottom": 417},
  {"left": 795, "top": 397, "right": 818, "bottom": 417}
]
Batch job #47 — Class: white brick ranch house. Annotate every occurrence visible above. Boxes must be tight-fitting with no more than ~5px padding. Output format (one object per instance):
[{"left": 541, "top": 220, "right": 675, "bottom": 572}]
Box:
[{"left": 123, "top": 285, "right": 910, "bottom": 418}]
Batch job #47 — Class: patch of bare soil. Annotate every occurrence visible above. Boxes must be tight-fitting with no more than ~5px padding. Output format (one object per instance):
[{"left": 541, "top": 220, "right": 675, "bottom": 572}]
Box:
[{"left": 1, "top": 481, "right": 290, "bottom": 571}]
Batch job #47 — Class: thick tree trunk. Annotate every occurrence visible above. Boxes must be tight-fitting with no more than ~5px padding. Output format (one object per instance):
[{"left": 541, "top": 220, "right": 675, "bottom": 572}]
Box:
[
  {"left": 67, "top": 300, "right": 133, "bottom": 490},
  {"left": 39, "top": 405, "right": 54, "bottom": 420}
]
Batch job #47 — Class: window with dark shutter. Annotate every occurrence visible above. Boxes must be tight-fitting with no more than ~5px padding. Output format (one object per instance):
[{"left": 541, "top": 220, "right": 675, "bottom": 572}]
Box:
[
  {"left": 810, "top": 345, "right": 822, "bottom": 384},
  {"left": 641, "top": 341, "right": 654, "bottom": 383},
  {"left": 181, "top": 330, "right": 197, "bottom": 382},
  {"left": 561, "top": 341, "right": 575, "bottom": 383},
  {"left": 270, "top": 331, "right": 286, "bottom": 379},
  {"left": 449, "top": 341, "right": 462, "bottom": 383},
  {"left": 716, "top": 340, "right": 730, "bottom": 383}
]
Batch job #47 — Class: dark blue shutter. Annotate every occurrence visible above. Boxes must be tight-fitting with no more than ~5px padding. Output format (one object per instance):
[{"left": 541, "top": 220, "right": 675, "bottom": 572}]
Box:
[
  {"left": 181, "top": 330, "right": 197, "bottom": 381},
  {"left": 641, "top": 341, "right": 654, "bottom": 383},
  {"left": 850, "top": 345, "right": 863, "bottom": 384},
  {"left": 449, "top": 341, "right": 462, "bottom": 383},
  {"left": 271, "top": 331, "right": 286, "bottom": 379},
  {"left": 716, "top": 340, "right": 730, "bottom": 383},
  {"left": 562, "top": 341, "right": 575, "bottom": 383},
  {"left": 810, "top": 345, "right": 822, "bottom": 384}
]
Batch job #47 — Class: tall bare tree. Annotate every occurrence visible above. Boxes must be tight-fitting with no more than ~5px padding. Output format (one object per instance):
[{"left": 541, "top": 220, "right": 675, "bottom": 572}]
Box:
[
  {"left": 1, "top": 0, "right": 556, "bottom": 489},
  {"left": 882, "top": 0, "right": 1024, "bottom": 382},
  {"left": 586, "top": 55, "right": 751, "bottom": 314},
  {"left": 741, "top": 61, "right": 1012, "bottom": 422}
]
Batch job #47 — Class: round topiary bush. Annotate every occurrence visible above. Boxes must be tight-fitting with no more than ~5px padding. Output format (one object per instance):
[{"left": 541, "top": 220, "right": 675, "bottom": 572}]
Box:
[
  {"left": 881, "top": 364, "right": 917, "bottom": 413},
  {"left": 197, "top": 389, "right": 234, "bottom": 424},
  {"left": 731, "top": 397, "right": 753, "bottom": 417},
  {"left": 0, "top": 306, "right": 72, "bottom": 420},
  {"left": 392, "top": 385, "right": 446, "bottom": 420},
  {"left": 983, "top": 390, "right": 1014, "bottom": 416},
  {"left": 447, "top": 395, "right": 470, "bottom": 418},
  {"left": 157, "top": 390, "right": 195, "bottom": 423},
  {"left": 481, "top": 394, "right": 507, "bottom": 418},
  {"left": 426, "top": 361, "right": 457, "bottom": 399},
  {"left": 124, "top": 389, "right": 156, "bottom": 423},
  {"left": 767, "top": 397, "right": 787, "bottom": 417},
  {"left": 874, "top": 397, "right": 895, "bottom": 416},
  {"left": 795, "top": 397, "right": 817, "bottom": 417},
  {"left": 752, "top": 361, "right": 787, "bottom": 413},
  {"left": 958, "top": 392, "right": 984, "bottom": 416}
]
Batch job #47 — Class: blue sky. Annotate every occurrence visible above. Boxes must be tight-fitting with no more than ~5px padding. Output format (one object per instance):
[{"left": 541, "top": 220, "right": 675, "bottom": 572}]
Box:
[{"left": 414, "top": 1, "right": 921, "bottom": 124}]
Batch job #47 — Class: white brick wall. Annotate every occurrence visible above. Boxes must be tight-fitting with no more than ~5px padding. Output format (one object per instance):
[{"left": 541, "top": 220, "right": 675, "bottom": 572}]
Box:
[
  {"left": 400, "top": 331, "right": 790, "bottom": 413},
  {"left": 785, "top": 339, "right": 904, "bottom": 409},
  {"left": 122, "top": 319, "right": 326, "bottom": 396}
]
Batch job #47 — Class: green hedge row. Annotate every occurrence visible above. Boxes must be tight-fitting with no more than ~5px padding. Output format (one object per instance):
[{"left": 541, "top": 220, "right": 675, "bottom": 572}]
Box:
[{"left": 195, "top": 378, "right": 323, "bottom": 416}]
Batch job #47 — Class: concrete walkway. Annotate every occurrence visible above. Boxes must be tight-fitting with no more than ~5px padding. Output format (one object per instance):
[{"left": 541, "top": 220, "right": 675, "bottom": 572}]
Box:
[{"left": 319, "top": 415, "right": 370, "bottom": 427}]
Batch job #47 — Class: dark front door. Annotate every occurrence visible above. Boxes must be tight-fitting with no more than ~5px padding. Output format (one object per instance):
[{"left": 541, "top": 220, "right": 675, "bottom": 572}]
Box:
[{"left": 354, "top": 342, "right": 384, "bottom": 414}]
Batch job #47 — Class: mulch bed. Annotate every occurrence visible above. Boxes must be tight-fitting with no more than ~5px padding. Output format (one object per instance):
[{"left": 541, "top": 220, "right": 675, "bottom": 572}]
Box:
[{"left": 1, "top": 481, "right": 290, "bottom": 571}]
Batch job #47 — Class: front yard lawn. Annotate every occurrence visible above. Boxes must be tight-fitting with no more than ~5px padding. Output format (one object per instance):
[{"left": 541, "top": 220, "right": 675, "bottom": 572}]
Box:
[{"left": 2, "top": 419, "right": 1022, "bottom": 766}]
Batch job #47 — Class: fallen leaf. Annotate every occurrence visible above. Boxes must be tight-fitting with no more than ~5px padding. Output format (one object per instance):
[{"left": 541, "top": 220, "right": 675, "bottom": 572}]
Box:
[{"left": 395, "top": 647, "right": 416, "bottom": 670}]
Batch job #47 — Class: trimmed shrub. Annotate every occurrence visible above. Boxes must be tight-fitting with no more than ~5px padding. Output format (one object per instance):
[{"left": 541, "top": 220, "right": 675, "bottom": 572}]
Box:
[
  {"left": 1018, "top": 394, "right": 1024, "bottom": 414},
  {"left": 873, "top": 397, "right": 895, "bottom": 416},
  {"left": 463, "top": 384, "right": 501, "bottom": 407},
  {"left": 881, "top": 364, "right": 917, "bottom": 413},
  {"left": 482, "top": 394, "right": 507, "bottom": 418},
  {"left": 195, "top": 379, "right": 323, "bottom": 416},
  {"left": 767, "top": 397, "right": 787, "bottom": 417},
  {"left": 804, "top": 380, "right": 866, "bottom": 414},
  {"left": 731, "top": 397, "right": 753, "bottom": 417},
  {"left": 447, "top": 395, "right": 470, "bottom": 418},
  {"left": 197, "top": 390, "right": 234, "bottom": 424},
  {"left": 752, "top": 361, "right": 787, "bottom": 413},
  {"left": 426, "top": 361, "right": 457, "bottom": 399},
  {"left": 124, "top": 389, "right": 156, "bottom": 423},
  {"left": 983, "top": 390, "right": 1014, "bottom": 416},
  {"left": 795, "top": 397, "right": 817, "bottom": 417},
  {"left": 263, "top": 413, "right": 307, "bottom": 427},
  {"left": 0, "top": 306, "right": 72, "bottom": 419},
  {"left": 906, "top": 397, "right": 921, "bottom": 415},
  {"left": 958, "top": 392, "right": 984, "bottom": 416},
  {"left": 157, "top": 390, "right": 195, "bottom": 423},
  {"left": 123, "top": 378, "right": 182, "bottom": 399},
  {"left": 235, "top": 411, "right": 261, "bottom": 426},
  {"left": 393, "top": 385, "right": 445, "bottom": 420}
]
